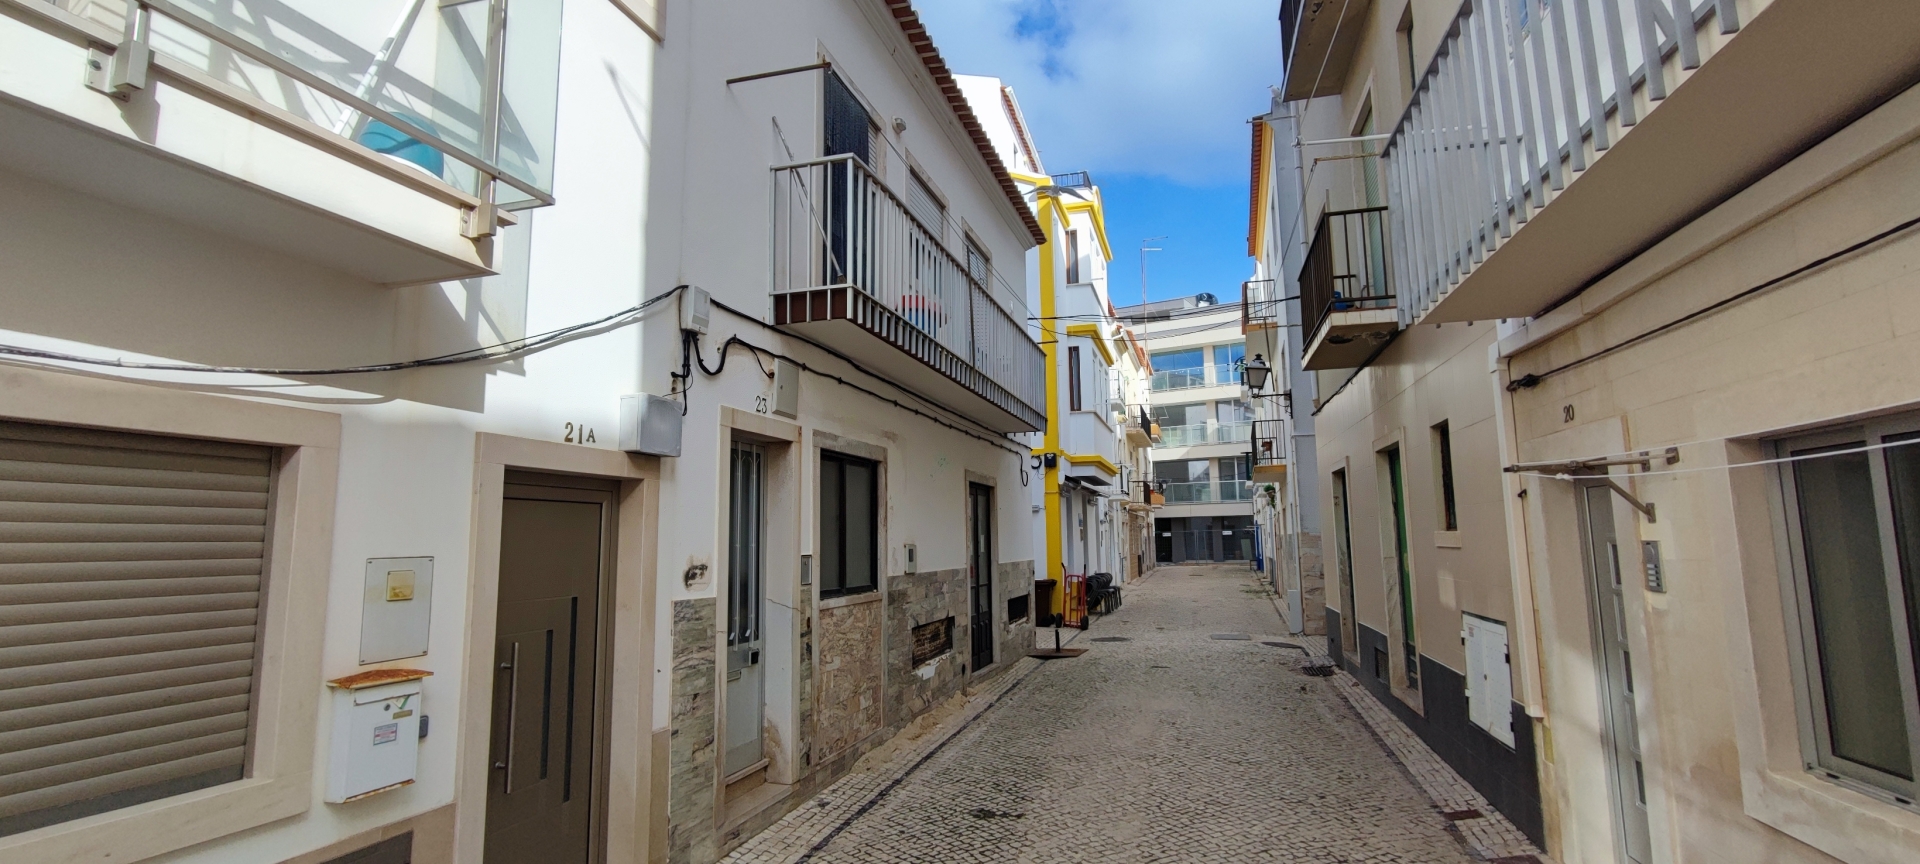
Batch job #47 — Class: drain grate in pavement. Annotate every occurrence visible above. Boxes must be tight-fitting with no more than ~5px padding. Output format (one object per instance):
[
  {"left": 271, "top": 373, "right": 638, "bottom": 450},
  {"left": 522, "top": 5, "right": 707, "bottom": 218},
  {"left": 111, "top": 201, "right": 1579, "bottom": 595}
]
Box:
[
  {"left": 1090, "top": 636, "right": 1130, "bottom": 642},
  {"left": 1209, "top": 633, "right": 1251, "bottom": 641},
  {"left": 1440, "top": 808, "right": 1484, "bottom": 821}
]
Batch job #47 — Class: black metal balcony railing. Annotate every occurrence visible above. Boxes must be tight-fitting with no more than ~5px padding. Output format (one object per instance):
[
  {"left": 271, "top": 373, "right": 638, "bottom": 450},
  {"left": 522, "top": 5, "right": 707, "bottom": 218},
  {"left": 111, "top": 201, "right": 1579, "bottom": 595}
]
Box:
[
  {"left": 771, "top": 155, "right": 1046, "bottom": 429},
  {"left": 1299, "top": 206, "right": 1393, "bottom": 347},
  {"left": 1251, "top": 419, "right": 1287, "bottom": 471}
]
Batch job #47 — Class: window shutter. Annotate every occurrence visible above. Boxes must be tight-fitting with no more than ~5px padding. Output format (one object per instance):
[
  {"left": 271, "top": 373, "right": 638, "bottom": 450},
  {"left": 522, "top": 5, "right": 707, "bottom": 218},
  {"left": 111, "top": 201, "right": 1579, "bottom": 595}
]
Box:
[{"left": 0, "top": 420, "right": 273, "bottom": 836}]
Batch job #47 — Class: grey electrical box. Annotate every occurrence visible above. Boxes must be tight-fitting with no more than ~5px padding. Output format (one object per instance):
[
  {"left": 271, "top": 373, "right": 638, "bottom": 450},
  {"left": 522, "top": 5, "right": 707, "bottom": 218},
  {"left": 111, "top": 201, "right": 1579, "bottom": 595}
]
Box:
[
  {"left": 360, "top": 557, "right": 433, "bottom": 664},
  {"left": 680, "top": 285, "right": 711, "bottom": 334},
  {"left": 1642, "top": 541, "right": 1665, "bottom": 593},
  {"left": 773, "top": 360, "right": 800, "bottom": 419},
  {"left": 619, "top": 394, "right": 682, "bottom": 456}
]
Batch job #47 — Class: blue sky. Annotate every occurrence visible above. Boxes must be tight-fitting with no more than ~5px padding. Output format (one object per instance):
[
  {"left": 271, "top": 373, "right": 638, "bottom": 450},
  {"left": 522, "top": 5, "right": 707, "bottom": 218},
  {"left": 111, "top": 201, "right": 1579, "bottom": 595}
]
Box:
[{"left": 917, "top": 1, "right": 1283, "bottom": 304}]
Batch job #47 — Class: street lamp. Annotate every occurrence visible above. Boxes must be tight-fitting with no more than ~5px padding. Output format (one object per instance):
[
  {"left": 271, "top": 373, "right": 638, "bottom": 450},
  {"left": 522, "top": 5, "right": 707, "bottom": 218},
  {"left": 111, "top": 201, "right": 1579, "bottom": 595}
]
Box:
[{"left": 1243, "top": 353, "right": 1272, "bottom": 392}]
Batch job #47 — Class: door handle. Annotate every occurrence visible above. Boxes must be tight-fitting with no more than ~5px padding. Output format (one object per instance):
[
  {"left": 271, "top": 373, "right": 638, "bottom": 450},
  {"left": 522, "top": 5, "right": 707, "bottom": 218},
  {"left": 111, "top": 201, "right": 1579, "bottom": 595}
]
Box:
[{"left": 496, "top": 642, "right": 520, "bottom": 791}]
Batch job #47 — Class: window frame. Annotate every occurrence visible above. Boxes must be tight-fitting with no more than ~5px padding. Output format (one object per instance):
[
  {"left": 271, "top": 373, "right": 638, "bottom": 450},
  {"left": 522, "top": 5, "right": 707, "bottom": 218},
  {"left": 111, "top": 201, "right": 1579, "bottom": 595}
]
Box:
[
  {"left": 0, "top": 367, "right": 338, "bottom": 864},
  {"left": 1774, "top": 419, "right": 1920, "bottom": 805},
  {"left": 818, "top": 450, "right": 880, "bottom": 599}
]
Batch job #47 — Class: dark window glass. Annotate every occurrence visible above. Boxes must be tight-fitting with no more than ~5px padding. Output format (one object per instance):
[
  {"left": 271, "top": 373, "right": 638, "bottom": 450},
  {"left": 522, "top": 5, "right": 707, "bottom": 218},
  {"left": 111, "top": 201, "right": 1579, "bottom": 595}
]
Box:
[
  {"left": 820, "top": 451, "right": 879, "bottom": 597},
  {"left": 1435, "top": 421, "right": 1457, "bottom": 531},
  {"left": 1885, "top": 433, "right": 1920, "bottom": 730},
  {"left": 1068, "top": 346, "right": 1083, "bottom": 411},
  {"left": 1065, "top": 230, "right": 1082, "bottom": 284},
  {"left": 1793, "top": 445, "right": 1910, "bottom": 778}
]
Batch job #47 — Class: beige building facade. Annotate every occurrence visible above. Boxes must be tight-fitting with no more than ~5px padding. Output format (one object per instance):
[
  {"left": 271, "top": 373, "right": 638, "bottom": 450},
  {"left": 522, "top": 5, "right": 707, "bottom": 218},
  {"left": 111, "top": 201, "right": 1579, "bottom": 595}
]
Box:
[{"left": 1272, "top": 0, "right": 1920, "bottom": 861}]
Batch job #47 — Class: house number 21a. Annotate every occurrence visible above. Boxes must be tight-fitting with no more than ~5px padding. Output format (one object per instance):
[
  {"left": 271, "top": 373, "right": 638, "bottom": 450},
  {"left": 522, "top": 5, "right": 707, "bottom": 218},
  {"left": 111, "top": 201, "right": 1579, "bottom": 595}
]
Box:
[{"left": 563, "top": 422, "right": 596, "bottom": 444}]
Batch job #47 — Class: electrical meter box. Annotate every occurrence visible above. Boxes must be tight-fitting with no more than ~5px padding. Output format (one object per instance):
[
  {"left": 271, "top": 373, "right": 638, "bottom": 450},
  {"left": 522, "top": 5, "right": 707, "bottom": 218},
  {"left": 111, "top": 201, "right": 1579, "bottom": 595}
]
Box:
[{"left": 325, "top": 669, "right": 430, "bottom": 803}]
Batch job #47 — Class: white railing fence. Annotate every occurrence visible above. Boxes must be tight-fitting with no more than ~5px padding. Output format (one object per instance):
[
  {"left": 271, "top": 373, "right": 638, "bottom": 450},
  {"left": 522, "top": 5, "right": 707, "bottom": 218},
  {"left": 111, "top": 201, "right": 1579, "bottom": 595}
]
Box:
[{"left": 1383, "top": 0, "right": 1742, "bottom": 323}]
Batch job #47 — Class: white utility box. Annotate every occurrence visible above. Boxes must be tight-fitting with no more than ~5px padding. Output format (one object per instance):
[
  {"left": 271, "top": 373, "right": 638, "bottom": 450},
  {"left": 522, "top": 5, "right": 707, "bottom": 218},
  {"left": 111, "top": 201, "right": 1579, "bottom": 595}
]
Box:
[{"left": 325, "top": 669, "right": 431, "bottom": 803}]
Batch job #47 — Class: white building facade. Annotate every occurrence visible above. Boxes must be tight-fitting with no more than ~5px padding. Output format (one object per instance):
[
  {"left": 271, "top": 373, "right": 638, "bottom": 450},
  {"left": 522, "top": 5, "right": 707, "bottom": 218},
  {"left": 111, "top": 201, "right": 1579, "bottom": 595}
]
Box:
[{"left": 0, "top": 3, "right": 1043, "bottom": 864}]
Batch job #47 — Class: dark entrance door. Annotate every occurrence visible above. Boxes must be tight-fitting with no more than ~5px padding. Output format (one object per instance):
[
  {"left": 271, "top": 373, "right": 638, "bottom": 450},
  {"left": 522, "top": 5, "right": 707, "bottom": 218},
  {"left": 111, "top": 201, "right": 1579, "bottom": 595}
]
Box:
[
  {"left": 485, "top": 477, "right": 612, "bottom": 864},
  {"left": 968, "top": 483, "right": 995, "bottom": 671}
]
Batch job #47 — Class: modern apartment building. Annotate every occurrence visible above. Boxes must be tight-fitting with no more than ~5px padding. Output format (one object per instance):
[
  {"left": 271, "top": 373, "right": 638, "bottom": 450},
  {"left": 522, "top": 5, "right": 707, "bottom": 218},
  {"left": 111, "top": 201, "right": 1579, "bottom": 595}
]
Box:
[
  {"left": 0, "top": 3, "right": 1044, "bottom": 864},
  {"left": 1272, "top": 1, "right": 1920, "bottom": 863},
  {"left": 1119, "top": 297, "right": 1260, "bottom": 566}
]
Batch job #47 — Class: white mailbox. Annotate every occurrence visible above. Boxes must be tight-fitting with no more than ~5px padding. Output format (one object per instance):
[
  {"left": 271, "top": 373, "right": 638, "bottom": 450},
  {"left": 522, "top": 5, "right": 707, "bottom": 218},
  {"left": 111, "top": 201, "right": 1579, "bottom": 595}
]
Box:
[{"left": 325, "top": 669, "right": 431, "bottom": 803}]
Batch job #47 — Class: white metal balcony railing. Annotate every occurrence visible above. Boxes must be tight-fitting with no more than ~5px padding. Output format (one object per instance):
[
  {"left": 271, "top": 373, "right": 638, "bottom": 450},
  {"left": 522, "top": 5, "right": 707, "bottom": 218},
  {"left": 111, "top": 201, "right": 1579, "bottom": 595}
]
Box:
[
  {"left": 1382, "top": 0, "right": 1744, "bottom": 324},
  {"left": 1155, "top": 421, "right": 1252, "bottom": 449},
  {"left": 35, "top": 0, "right": 563, "bottom": 212},
  {"left": 771, "top": 154, "right": 1046, "bottom": 427},
  {"left": 1150, "top": 364, "right": 1241, "bottom": 392}
]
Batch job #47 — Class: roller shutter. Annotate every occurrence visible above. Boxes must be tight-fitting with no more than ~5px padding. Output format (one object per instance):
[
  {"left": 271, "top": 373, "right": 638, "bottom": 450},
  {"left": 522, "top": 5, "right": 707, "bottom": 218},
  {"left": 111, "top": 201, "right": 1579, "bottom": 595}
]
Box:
[{"left": 0, "top": 420, "right": 273, "bottom": 837}]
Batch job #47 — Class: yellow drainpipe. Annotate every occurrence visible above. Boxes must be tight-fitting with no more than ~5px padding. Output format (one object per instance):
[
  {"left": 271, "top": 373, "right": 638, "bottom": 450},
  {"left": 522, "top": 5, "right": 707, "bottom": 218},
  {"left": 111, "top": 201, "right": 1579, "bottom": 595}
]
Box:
[{"left": 1033, "top": 189, "right": 1065, "bottom": 618}]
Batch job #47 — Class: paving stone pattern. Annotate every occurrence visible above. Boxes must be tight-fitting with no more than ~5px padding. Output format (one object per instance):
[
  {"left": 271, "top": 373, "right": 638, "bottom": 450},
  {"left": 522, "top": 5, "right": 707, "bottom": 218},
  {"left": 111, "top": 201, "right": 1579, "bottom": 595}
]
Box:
[{"left": 726, "top": 565, "right": 1535, "bottom": 863}]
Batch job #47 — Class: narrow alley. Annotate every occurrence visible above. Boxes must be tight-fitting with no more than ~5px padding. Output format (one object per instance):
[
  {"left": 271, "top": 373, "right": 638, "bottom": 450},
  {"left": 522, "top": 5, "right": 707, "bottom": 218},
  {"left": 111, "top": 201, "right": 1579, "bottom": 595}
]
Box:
[{"left": 726, "top": 566, "right": 1527, "bottom": 864}]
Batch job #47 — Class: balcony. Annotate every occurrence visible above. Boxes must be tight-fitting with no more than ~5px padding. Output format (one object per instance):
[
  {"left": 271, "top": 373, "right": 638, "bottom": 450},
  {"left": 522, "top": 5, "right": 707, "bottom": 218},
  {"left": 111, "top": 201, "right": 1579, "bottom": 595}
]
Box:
[
  {"left": 1241, "top": 278, "right": 1281, "bottom": 333},
  {"left": 1162, "top": 481, "right": 1213, "bottom": 504},
  {"left": 1150, "top": 364, "right": 1240, "bottom": 392},
  {"left": 1155, "top": 421, "right": 1251, "bottom": 449},
  {"left": 770, "top": 155, "right": 1046, "bottom": 433},
  {"left": 1300, "top": 207, "right": 1396, "bottom": 370},
  {"left": 0, "top": 0, "right": 564, "bottom": 284},
  {"left": 1161, "top": 480, "right": 1253, "bottom": 505},
  {"left": 1382, "top": 0, "right": 1920, "bottom": 324},
  {"left": 1279, "top": 0, "right": 1374, "bottom": 101},
  {"left": 1125, "top": 407, "right": 1161, "bottom": 447},
  {"left": 1250, "top": 418, "right": 1288, "bottom": 480}
]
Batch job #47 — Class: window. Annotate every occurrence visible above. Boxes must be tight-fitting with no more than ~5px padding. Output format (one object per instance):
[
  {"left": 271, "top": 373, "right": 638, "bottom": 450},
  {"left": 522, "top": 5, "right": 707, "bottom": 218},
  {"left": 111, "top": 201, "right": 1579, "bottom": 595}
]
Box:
[
  {"left": 1068, "top": 346, "right": 1084, "bottom": 411},
  {"left": 0, "top": 420, "right": 273, "bottom": 837},
  {"left": 1382, "top": 445, "right": 1418, "bottom": 689},
  {"left": 1434, "top": 421, "right": 1458, "bottom": 531},
  {"left": 819, "top": 451, "right": 878, "bottom": 597},
  {"left": 1778, "top": 421, "right": 1920, "bottom": 801},
  {"left": 907, "top": 169, "right": 946, "bottom": 237},
  {"left": 965, "top": 236, "right": 990, "bottom": 286},
  {"left": 1065, "top": 230, "right": 1082, "bottom": 284},
  {"left": 1397, "top": 5, "right": 1417, "bottom": 93}
]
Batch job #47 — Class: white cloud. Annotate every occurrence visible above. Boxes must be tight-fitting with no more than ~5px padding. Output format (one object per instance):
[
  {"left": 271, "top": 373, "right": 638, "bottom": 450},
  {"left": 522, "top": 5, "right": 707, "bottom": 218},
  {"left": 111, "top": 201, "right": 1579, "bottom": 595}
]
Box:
[{"left": 915, "top": 0, "right": 1282, "bottom": 185}]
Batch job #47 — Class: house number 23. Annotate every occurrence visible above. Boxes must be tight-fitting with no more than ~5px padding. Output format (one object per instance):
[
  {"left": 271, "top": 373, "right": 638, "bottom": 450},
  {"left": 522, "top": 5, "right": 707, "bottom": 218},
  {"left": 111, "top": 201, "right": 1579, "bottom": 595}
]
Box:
[{"left": 563, "top": 422, "right": 597, "bottom": 444}]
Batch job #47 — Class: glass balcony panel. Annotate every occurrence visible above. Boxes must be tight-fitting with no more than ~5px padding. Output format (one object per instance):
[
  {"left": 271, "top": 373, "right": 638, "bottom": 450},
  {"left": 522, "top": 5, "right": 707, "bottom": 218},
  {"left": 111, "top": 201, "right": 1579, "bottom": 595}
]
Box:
[
  {"left": 1151, "top": 364, "right": 1240, "bottom": 392},
  {"left": 1154, "top": 422, "right": 1250, "bottom": 448},
  {"left": 1218, "top": 481, "right": 1253, "bottom": 502},
  {"left": 66, "top": 0, "right": 563, "bottom": 198},
  {"left": 1162, "top": 481, "right": 1214, "bottom": 504}
]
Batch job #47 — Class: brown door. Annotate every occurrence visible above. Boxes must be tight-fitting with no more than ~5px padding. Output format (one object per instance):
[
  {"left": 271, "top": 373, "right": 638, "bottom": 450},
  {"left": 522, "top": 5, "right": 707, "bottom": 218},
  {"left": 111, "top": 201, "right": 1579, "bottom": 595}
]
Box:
[{"left": 485, "top": 478, "right": 613, "bottom": 864}]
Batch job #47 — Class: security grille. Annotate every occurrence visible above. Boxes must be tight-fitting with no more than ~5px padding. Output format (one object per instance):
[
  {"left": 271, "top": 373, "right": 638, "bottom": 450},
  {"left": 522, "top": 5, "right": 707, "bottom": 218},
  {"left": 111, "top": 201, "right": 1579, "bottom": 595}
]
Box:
[{"left": 0, "top": 420, "right": 273, "bottom": 836}]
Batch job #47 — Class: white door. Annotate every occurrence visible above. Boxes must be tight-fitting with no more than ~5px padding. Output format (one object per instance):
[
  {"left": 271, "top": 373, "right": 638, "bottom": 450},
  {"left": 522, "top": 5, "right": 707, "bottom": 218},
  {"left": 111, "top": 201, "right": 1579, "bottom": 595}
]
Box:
[{"left": 724, "top": 443, "right": 766, "bottom": 778}]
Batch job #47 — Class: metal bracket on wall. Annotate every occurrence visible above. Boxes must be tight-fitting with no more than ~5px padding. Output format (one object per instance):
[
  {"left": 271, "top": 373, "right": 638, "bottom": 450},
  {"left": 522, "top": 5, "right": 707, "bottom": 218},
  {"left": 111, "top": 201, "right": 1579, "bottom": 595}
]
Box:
[
  {"left": 1599, "top": 477, "right": 1656, "bottom": 523},
  {"left": 87, "top": 2, "right": 152, "bottom": 99}
]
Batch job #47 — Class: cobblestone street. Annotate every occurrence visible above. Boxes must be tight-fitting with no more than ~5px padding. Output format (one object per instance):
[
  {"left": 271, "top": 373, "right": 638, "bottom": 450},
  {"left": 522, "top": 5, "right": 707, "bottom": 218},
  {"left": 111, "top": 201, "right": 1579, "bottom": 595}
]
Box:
[{"left": 727, "top": 565, "right": 1533, "bottom": 864}]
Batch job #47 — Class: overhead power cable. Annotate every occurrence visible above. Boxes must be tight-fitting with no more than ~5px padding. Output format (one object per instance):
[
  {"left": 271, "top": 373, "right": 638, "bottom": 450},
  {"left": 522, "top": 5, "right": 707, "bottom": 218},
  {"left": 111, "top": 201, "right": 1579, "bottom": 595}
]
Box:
[
  {"left": 701, "top": 299, "right": 1032, "bottom": 460},
  {"left": 0, "top": 286, "right": 686, "bottom": 376},
  {"left": 1509, "top": 213, "right": 1920, "bottom": 391}
]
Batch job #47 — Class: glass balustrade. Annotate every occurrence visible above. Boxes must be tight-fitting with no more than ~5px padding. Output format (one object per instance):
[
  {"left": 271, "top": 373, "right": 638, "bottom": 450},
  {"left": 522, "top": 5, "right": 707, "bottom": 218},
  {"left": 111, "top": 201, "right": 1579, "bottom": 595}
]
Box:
[{"left": 1150, "top": 364, "right": 1241, "bottom": 391}]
